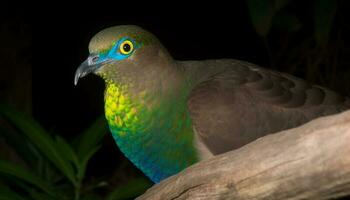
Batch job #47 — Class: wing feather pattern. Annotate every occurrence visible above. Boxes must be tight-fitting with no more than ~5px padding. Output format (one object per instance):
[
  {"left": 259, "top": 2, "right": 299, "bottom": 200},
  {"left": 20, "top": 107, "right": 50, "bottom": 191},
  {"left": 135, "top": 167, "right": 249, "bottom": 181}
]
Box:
[{"left": 185, "top": 60, "right": 350, "bottom": 155}]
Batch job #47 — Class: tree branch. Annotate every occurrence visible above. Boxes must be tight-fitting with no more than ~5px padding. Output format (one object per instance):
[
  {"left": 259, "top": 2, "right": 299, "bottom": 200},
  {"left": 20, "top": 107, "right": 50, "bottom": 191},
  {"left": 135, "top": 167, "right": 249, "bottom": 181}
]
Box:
[{"left": 137, "top": 110, "right": 350, "bottom": 200}]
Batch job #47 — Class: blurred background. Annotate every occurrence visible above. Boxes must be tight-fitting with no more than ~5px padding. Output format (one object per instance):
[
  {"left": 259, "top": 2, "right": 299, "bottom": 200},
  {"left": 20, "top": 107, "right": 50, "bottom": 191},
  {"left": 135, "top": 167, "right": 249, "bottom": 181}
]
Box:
[{"left": 0, "top": 0, "right": 350, "bottom": 199}]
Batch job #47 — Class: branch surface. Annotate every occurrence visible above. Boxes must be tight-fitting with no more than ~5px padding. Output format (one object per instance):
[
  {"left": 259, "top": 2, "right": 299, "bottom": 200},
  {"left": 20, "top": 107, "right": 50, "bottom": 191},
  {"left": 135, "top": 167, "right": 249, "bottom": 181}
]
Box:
[{"left": 137, "top": 110, "right": 350, "bottom": 200}]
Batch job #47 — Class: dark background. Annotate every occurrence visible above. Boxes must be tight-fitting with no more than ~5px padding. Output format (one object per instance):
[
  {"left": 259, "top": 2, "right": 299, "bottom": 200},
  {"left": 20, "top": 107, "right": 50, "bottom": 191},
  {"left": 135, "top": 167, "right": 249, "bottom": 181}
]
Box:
[{"left": 1, "top": 0, "right": 350, "bottom": 198}]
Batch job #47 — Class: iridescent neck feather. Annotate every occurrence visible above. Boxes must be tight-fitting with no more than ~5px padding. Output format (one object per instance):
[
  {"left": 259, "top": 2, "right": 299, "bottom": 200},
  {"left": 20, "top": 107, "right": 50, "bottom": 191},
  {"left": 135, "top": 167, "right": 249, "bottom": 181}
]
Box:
[{"left": 103, "top": 77, "right": 198, "bottom": 182}]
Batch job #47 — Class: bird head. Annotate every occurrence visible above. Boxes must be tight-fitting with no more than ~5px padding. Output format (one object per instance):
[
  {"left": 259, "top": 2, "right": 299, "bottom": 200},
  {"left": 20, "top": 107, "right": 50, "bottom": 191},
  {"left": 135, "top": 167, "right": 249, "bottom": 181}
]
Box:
[{"left": 75, "top": 25, "right": 177, "bottom": 93}]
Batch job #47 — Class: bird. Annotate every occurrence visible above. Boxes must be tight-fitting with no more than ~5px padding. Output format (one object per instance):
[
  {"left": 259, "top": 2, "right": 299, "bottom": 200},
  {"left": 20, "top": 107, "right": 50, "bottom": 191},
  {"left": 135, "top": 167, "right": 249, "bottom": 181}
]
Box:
[{"left": 74, "top": 25, "right": 350, "bottom": 183}]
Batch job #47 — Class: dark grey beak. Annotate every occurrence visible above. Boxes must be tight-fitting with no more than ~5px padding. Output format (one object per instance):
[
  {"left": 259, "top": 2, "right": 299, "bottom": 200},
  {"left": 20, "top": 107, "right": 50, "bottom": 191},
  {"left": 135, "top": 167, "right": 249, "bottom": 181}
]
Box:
[{"left": 74, "top": 55, "right": 112, "bottom": 85}]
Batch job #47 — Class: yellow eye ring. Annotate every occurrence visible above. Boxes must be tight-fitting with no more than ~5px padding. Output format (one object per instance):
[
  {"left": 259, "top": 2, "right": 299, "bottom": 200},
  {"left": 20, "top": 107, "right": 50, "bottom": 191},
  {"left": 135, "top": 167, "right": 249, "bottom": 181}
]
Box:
[{"left": 119, "top": 40, "right": 134, "bottom": 55}]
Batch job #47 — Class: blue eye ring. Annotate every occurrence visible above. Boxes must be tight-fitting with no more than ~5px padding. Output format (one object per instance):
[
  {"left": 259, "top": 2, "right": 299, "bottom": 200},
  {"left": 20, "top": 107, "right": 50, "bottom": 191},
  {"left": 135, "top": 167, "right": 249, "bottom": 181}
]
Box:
[{"left": 97, "top": 37, "right": 139, "bottom": 61}]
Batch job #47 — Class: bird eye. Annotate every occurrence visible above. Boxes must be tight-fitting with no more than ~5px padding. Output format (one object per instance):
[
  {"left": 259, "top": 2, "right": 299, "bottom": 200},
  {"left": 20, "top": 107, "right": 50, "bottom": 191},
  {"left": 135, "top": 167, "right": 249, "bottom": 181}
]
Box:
[{"left": 119, "top": 40, "right": 134, "bottom": 55}]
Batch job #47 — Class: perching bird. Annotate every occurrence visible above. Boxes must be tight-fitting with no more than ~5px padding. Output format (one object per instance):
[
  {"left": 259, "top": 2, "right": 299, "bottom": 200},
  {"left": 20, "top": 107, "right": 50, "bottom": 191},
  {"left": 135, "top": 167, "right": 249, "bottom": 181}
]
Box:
[{"left": 75, "top": 25, "right": 350, "bottom": 183}]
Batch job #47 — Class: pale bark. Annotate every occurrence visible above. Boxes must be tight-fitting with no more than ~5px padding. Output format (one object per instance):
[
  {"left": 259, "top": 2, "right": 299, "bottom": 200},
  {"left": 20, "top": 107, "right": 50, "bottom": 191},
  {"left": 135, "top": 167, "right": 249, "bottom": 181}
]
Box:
[{"left": 137, "top": 110, "right": 350, "bottom": 200}]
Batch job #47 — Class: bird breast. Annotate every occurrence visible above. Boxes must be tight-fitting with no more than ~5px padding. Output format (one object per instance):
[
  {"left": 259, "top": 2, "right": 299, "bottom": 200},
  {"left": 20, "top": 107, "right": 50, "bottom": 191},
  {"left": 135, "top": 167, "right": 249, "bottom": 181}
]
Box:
[{"left": 104, "top": 82, "right": 141, "bottom": 136}]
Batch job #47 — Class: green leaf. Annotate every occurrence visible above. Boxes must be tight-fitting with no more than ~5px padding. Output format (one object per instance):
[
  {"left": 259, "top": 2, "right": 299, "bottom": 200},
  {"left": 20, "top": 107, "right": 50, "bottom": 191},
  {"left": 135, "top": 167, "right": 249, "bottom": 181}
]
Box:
[
  {"left": 72, "top": 116, "right": 107, "bottom": 182},
  {"left": 0, "top": 103, "right": 77, "bottom": 186},
  {"left": 0, "top": 127, "right": 37, "bottom": 166},
  {"left": 246, "top": 0, "right": 275, "bottom": 36},
  {"left": 313, "top": 0, "right": 337, "bottom": 46},
  {"left": 106, "top": 178, "right": 152, "bottom": 200},
  {"left": 26, "top": 142, "right": 57, "bottom": 182},
  {"left": 272, "top": 12, "right": 301, "bottom": 32},
  {"left": 75, "top": 116, "right": 108, "bottom": 159},
  {"left": 55, "top": 136, "right": 79, "bottom": 170},
  {"left": 77, "top": 145, "right": 101, "bottom": 181},
  {"left": 0, "top": 187, "right": 26, "bottom": 200},
  {"left": 0, "top": 160, "right": 56, "bottom": 196}
]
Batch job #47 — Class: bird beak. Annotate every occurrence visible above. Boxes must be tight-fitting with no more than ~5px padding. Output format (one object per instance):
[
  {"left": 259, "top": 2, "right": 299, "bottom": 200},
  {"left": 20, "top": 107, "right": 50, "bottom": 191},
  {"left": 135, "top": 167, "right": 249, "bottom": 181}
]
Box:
[{"left": 74, "top": 55, "right": 113, "bottom": 85}]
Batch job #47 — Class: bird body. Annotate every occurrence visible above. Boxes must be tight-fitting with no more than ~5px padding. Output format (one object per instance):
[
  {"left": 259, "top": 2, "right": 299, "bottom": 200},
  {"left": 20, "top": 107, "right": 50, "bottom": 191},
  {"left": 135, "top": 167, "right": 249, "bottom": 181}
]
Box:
[{"left": 75, "top": 25, "right": 350, "bottom": 183}]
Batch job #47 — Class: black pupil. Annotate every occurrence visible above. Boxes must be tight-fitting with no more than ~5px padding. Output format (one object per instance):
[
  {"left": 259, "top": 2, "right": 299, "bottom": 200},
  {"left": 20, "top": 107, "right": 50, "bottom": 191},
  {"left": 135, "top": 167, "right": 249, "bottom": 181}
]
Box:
[{"left": 123, "top": 43, "right": 131, "bottom": 52}]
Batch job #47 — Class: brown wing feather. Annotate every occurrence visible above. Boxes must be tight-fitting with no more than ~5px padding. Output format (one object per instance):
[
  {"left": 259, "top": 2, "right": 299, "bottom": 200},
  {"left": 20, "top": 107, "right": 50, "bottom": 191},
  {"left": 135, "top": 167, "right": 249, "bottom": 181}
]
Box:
[{"left": 186, "top": 60, "right": 350, "bottom": 155}]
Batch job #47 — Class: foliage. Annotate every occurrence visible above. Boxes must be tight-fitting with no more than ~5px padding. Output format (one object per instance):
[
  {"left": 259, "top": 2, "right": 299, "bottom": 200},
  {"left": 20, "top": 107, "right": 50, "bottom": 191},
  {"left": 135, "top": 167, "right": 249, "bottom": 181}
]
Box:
[{"left": 0, "top": 103, "right": 152, "bottom": 200}]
